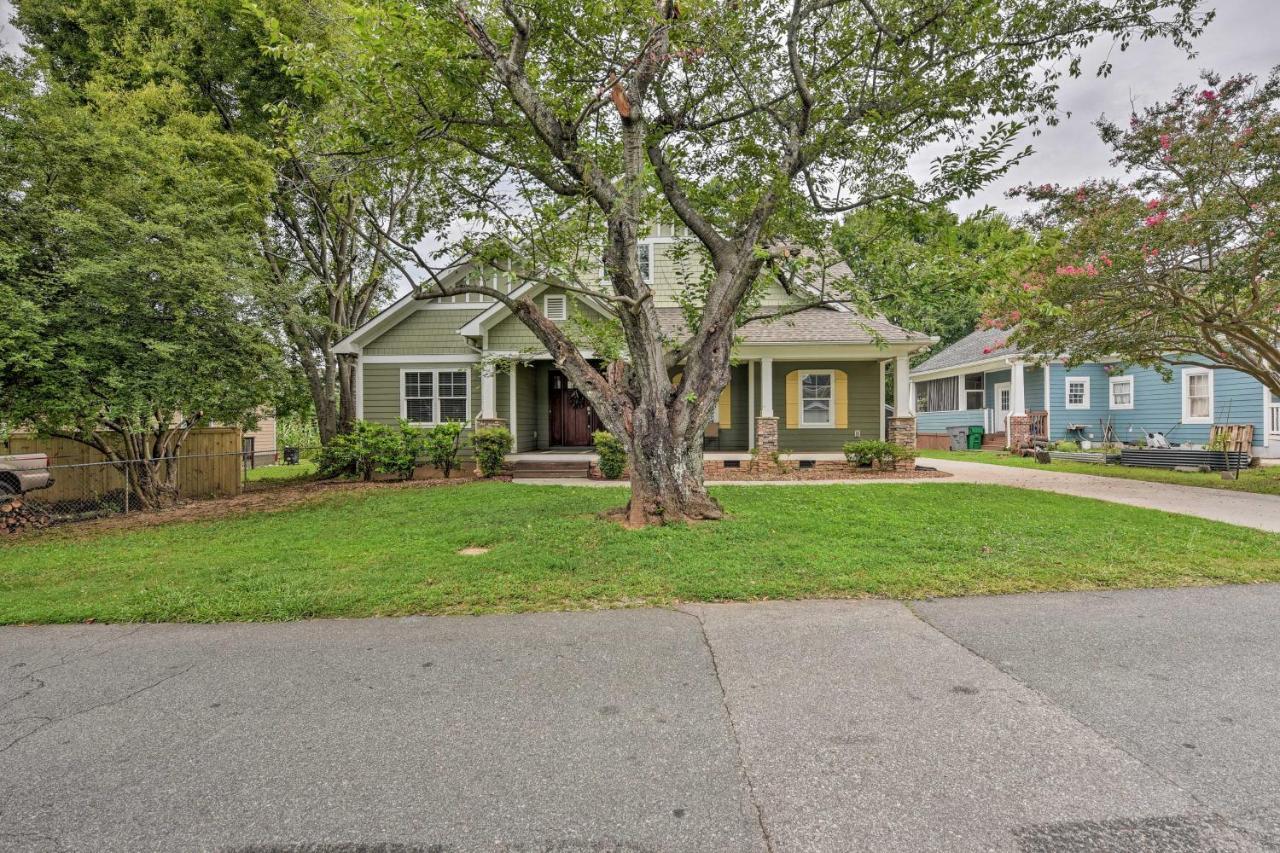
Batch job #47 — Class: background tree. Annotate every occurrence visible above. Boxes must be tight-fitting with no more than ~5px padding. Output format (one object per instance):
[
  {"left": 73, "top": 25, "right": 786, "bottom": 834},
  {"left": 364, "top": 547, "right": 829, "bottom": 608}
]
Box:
[
  {"left": 833, "top": 205, "right": 1040, "bottom": 351},
  {"left": 992, "top": 69, "right": 1280, "bottom": 395},
  {"left": 0, "top": 63, "right": 279, "bottom": 508},
  {"left": 14, "top": 0, "right": 431, "bottom": 444},
  {"left": 288, "top": 0, "right": 1207, "bottom": 524}
]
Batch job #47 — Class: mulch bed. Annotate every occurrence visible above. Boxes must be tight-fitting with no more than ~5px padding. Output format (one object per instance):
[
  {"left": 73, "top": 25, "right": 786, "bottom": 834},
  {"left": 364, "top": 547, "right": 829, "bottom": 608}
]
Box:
[{"left": 3, "top": 475, "right": 481, "bottom": 542}]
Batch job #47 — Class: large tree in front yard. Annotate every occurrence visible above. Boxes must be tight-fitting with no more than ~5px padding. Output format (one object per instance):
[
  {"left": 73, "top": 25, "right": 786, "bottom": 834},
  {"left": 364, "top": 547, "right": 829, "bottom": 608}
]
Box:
[
  {"left": 292, "top": 0, "right": 1207, "bottom": 524},
  {"left": 0, "top": 64, "right": 281, "bottom": 508},
  {"left": 992, "top": 69, "right": 1280, "bottom": 395}
]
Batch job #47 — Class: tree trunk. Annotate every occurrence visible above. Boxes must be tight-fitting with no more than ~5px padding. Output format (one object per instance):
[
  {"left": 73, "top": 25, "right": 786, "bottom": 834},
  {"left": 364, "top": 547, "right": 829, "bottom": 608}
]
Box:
[
  {"left": 337, "top": 356, "right": 357, "bottom": 435},
  {"left": 621, "top": 407, "right": 723, "bottom": 526},
  {"left": 128, "top": 457, "right": 180, "bottom": 511}
]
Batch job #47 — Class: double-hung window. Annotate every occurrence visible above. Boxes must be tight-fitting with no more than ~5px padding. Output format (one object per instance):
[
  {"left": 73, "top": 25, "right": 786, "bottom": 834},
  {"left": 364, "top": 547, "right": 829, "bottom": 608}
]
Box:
[
  {"left": 1065, "top": 376, "right": 1090, "bottom": 409},
  {"left": 800, "top": 371, "right": 835, "bottom": 427},
  {"left": 963, "top": 373, "right": 985, "bottom": 410},
  {"left": 637, "top": 243, "right": 653, "bottom": 282},
  {"left": 1182, "top": 368, "right": 1213, "bottom": 423},
  {"left": 1109, "top": 375, "right": 1134, "bottom": 410},
  {"left": 402, "top": 369, "right": 470, "bottom": 425}
]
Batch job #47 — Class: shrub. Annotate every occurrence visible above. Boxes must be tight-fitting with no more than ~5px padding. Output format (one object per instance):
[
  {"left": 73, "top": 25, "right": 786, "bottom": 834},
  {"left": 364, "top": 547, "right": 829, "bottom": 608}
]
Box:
[
  {"left": 471, "top": 427, "right": 514, "bottom": 478},
  {"left": 592, "top": 431, "right": 628, "bottom": 479},
  {"left": 1052, "top": 440, "right": 1081, "bottom": 452},
  {"left": 843, "top": 439, "right": 916, "bottom": 469},
  {"left": 422, "top": 422, "right": 465, "bottom": 478},
  {"left": 394, "top": 420, "right": 428, "bottom": 479},
  {"left": 317, "top": 421, "right": 409, "bottom": 481}
]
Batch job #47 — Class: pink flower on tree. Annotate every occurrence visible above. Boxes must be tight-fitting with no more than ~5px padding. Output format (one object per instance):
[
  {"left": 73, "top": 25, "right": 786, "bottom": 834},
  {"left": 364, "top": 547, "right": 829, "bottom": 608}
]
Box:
[
  {"left": 1199, "top": 89, "right": 1218, "bottom": 102},
  {"left": 1146, "top": 198, "right": 1162, "bottom": 210},
  {"left": 982, "top": 346, "right": 993, "bottom": 355},
  {"left": 1159, "top": 134, "right": 1172, "bottom": 150},
  {"left": 1144, "top": 211, "right": 1168, "bottom": 227}
]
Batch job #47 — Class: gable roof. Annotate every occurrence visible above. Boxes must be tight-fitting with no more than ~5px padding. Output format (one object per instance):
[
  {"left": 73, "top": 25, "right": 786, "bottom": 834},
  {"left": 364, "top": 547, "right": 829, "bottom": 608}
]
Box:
[
  {"left": 656, "top": 306, "right": 930, "bottom": 345},
  {"left": 911, "top": 326, "right": 1025, "bottom": 376}
]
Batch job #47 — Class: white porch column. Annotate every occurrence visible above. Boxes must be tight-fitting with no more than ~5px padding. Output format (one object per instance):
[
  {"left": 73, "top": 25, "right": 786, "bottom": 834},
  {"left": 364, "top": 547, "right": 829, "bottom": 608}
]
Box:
[
  {"left": 480, "top": 364, "right": 497, "bottom": 419},
  {"left": 747, "top": 360, "right": 756, "bottom": 449},
  {"left": 894, "top": 355, "right": 912, "bottom": 417},
  {"left": 1010, "top": 360, "right": 1027, "bottom": 416},
  {"left": 759, "top": 356, "right": 774, "bottom": 417}
]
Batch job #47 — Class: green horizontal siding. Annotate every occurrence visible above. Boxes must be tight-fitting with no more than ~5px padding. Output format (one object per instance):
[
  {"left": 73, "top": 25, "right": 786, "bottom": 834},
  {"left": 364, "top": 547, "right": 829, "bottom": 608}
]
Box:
[
  {"left": 364, "top": 308, "right": 483, "bottom": 356},
  {"left": 488, "top": 287, "right": 608, "bottom": 352},
  {"left": 762, "top": 360, "right": 882, "bottom": 451},
  {"left": 361, "top": 362, "right": 480, "bottom": 436}
]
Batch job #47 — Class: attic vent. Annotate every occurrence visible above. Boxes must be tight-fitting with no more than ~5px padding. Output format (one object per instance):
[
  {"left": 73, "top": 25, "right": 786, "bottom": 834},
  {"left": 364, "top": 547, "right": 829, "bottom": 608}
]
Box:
[
  {"left": 543, "top": 294, "right": 567, "bottom": 321},
  {"left": 798, "top": 459, "right": 816, "bottom": 470}
]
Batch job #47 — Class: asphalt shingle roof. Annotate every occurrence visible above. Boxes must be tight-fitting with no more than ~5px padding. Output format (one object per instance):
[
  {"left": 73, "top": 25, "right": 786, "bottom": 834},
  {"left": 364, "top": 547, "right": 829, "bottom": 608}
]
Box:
[
  {"left": 655, "top": 306, "right": 929, "bottom": 345},
  {"left": 910, "top": 326, "right": 1024, "bottom": 375}
]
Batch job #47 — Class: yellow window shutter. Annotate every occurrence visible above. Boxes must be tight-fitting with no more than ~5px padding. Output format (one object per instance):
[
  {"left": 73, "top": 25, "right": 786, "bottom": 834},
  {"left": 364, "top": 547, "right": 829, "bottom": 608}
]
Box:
[
  {"left": 718, "top": 382, "right": 732, "bottom": 428},
  {"left": 834, "top": 370, "right": 848, "bottom": 429},
  {"left": 786, "top": 371, "right": 800, "bottom": 429}
]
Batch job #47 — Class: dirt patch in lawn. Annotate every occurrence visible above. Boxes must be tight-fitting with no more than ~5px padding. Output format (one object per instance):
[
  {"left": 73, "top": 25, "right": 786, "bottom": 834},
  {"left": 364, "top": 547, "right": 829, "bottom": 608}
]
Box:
[{"left": 8, "top": 476, "right": 481, "bottom": 542}]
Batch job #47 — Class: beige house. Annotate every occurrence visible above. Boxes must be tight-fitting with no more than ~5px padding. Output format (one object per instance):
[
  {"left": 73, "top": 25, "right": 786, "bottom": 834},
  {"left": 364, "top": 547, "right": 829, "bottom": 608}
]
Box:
[{"left": 334, "top": 225, "right": 932, "bottom": 457}]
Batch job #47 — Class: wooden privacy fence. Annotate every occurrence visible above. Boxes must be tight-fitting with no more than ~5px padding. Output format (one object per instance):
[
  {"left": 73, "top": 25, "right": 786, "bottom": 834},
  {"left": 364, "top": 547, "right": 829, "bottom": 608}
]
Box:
[{"left": 3, "top": 428, "right": 244, "bottom": 502}]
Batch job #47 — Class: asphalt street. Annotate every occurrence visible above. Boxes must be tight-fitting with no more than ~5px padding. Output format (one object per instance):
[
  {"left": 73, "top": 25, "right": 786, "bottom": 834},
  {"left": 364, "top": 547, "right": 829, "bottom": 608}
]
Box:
[{"left": 3, "top": 585, "right": 1279, "bottom": 851}]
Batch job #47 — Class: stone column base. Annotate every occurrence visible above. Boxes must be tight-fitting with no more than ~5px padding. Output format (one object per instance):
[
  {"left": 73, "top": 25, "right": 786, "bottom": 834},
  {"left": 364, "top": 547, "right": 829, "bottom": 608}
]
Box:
[
  {"left": 475, "top": 417, "right": 509, "bottom": 431},
  {"left": 754, "top": 416, "right": 779, "bottom": 469},
  {"left": 888, "top": 416, "right": 917, "bottom": 470}
]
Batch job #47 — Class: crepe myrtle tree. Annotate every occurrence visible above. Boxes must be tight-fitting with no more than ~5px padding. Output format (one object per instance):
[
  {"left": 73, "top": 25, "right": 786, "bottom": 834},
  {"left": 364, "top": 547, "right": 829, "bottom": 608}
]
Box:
[
  {"left": 990, "top": 70, "right": 1280, "bottom": 396},
  {"left": 285, "top": 0, "right": 1207, "bottom": 525}
]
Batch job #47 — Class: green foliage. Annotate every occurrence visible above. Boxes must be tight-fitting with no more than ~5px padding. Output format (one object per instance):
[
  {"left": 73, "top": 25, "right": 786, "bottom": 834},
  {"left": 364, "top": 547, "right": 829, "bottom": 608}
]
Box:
[
  {"left": 592, "top": 431, "right": 628, "bottom": 480},
  {"left": 421, "top": 422, "right": 465, "bottom": 478},
  {"left": 833, "top": 205, "right": 1044, "bottom": 350},
  {"left": 844, "top": 440, "right": 916, "bottom": 469},
  {"left": 471, "top": 427, "right": 514, "bottom": 478},
  {"left": 0, "top": 57, "right": 280, "bottom": 465},
  {"left": 1052, "top": 440, "right": 1082, "bottom": 452},
  {"left": 317, "top": 421, "right": 409, "bottom": 481},
  {"left": 990, "top": 70, "right": 1280, "bottom": 396},
  {"left": 278, "top": 414, "right": 322, "bottom": 450}
]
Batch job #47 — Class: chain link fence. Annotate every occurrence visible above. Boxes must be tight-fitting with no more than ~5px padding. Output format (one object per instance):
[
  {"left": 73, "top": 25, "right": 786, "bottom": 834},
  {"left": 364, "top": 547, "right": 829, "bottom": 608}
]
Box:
[{"left": 3, "top": 447, "right": 322, "bottom": 534}]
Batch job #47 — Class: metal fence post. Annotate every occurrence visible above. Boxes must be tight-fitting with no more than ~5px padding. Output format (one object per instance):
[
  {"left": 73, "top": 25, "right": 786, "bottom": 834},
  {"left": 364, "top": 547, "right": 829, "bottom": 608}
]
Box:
[{"left": 124, "top": 465, "right": 130, "bottom": 515}]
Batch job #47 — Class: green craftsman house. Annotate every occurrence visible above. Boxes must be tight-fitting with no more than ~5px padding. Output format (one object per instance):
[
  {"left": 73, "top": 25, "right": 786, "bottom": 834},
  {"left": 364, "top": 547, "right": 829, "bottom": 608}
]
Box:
[{"left": 333, "top": 225, "right": 934, "bottom": 463}]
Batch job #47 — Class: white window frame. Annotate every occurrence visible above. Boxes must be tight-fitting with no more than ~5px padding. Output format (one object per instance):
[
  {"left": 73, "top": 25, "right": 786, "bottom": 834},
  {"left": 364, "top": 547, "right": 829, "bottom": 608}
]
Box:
[
  {"left": 400, "top": 368, "right": 471, "bottom": 426},
  {"left": 1065, "top": 376, "right": 1090, "bottom": 410},
  {"left": 962, "top": 373, "right": 985, "bottom": 411},
  {"left": 1181, "top": 367, "right": 1214, "bottom": 424},
  {"left": 543, "top": 293, "right": 568, "bottom": 322},
  {"left": 637, "top": 242, "right": 653, "bottom": 283},
  {"left": 1109, "top": 375, "right": 1135, "bottom": 410},
  {"left": 798, "top": 369, "right": 836, "bottom": 428}
]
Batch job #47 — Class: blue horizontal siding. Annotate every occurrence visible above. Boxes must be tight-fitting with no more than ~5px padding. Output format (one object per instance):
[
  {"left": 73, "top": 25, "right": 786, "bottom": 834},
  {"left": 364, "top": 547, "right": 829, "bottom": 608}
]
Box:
[
  {"left": 917, "top": 408, "right": 985, "bottom": 432},
  {"left": 1046, "top": 361, "right": 1265, "bottom": 447}
]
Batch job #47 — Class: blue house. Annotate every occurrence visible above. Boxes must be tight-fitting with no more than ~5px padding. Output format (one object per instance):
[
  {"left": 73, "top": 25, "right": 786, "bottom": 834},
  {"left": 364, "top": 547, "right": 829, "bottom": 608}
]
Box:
[{"left": 909, "top": 326, "right": 1280, "bottom": 458}]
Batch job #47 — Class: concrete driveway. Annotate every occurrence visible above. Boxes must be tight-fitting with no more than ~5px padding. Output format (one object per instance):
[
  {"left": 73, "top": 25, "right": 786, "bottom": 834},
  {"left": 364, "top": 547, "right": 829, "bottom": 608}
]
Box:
[
  {"left": 3, "top": 586, "right": 1280, "bottom": 851},
  {"left": 925, "top": 456, "right": 1280, "bottom": 532}
]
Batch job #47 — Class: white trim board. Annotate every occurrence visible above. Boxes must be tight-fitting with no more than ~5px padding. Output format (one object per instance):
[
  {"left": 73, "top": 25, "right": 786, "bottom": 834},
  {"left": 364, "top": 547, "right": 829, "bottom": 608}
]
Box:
[{"left": 362, "top": 354, "right": 482, "bottom": 364}]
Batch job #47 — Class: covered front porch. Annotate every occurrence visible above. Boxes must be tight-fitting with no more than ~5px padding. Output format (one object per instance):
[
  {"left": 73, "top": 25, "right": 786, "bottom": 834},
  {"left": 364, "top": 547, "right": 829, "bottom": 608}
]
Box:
[
  {"left": 912, "top": 359, "right": 1050, "bottom": 450},
  {"left": 478, "top": 348, "right": 923, "bottom": 455}
]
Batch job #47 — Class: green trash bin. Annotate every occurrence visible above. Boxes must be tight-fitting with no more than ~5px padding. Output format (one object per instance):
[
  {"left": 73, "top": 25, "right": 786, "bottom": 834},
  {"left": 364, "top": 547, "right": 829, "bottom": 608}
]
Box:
[{"left": 966, "top": 425, "right": 984, "bottom": 450}]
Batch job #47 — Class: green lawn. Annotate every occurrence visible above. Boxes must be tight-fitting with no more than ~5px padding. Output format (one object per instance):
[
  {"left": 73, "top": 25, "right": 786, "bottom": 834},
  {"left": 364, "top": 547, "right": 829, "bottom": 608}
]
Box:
[
  {"left": 244, "top": 459, "right": 319, "bottom": 483},
  {"left": 2, "top": 482, "right": 1277, "bottom": 624},
  {"left": 918, "top": 449, "right": 1280, "bottom": 496}
]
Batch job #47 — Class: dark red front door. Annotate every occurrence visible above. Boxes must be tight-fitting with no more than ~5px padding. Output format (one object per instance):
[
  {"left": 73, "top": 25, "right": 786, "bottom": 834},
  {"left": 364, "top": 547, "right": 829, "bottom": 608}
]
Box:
[{"left": 548, "top": 370, "right": 600, "bottom": 446}]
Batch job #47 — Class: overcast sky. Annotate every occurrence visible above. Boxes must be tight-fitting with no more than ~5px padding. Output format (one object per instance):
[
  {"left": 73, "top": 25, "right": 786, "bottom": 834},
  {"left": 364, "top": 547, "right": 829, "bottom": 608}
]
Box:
[
  {"left": 953, "top": 0, "right": 1279, "bottom": 218},
  {"left": 2, "top": 0, "right": 1275, "bottom": 221}
]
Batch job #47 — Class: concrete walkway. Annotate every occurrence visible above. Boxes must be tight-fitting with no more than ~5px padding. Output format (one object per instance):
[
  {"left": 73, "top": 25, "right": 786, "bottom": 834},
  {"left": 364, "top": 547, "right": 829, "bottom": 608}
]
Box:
[
  {"left": 4, "top": 586, "right": 1280, "bottom": 851},
  {"left": 925, "top": 456, "right": 1280, "bottom": 533}
]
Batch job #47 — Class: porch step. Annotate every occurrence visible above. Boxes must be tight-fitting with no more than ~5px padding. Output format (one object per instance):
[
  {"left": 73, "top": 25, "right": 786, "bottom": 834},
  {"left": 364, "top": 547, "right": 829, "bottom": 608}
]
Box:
[
  {"left": 511, "top": 459, "right": 593, "bottom": 479},
  {"left": 981, "top": 432, "right": 1007, "bottom": 448}
]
